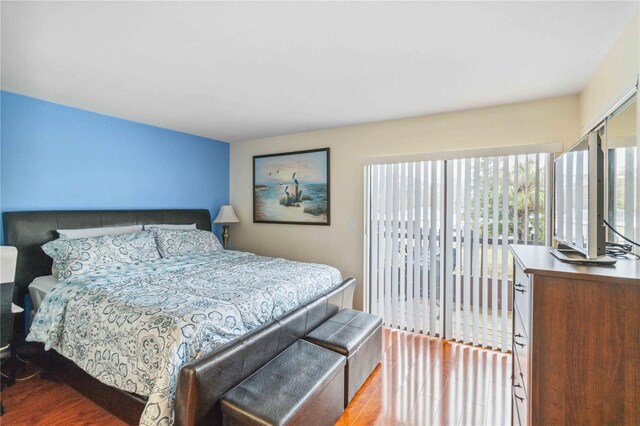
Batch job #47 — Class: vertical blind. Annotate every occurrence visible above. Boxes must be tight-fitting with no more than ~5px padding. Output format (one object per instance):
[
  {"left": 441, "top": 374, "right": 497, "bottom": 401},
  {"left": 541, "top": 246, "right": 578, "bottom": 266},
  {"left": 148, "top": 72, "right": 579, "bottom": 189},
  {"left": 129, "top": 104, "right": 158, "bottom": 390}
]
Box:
[
  {"left": 368, "top": 162, "right": 445, "bottom": 336},
  {"left": 555, "top": 143, "right": 589, "bottom": 250},
  {"left": 366, "top": 153, "right": 552, "bottom": 352},
  {"left": 608, "top": 145, "right": 638, "bottom": 244}
]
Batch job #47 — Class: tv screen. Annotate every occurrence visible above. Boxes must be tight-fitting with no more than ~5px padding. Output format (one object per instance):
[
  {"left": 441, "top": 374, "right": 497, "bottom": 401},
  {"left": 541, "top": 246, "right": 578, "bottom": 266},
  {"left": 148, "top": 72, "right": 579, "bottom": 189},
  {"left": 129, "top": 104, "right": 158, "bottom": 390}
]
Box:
[{"left": 553, "top": 130, "right": 605, "bottom": 258}]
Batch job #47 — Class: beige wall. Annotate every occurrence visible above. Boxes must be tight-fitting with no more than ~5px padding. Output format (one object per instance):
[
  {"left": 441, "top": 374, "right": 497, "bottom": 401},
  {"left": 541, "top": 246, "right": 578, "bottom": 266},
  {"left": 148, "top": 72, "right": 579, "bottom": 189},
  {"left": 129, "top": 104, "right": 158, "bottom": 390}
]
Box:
[
  {"left": 229, "top": 11, "right": 638, "bottom": 311},
  {"left": 579, "top": 11, "right": 639, "bottom": 255},
  {"left": 579, "top": 12, "right": 639, "bottom": 135},
  {"left": 230, "top": 95, "right": 579, "bottom": 309}
]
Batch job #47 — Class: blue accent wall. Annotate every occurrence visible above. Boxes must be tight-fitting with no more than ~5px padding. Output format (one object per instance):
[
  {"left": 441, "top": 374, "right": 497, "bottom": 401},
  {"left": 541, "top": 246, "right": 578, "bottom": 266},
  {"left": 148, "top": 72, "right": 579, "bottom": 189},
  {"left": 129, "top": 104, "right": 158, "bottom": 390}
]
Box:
[{"left": 0, "top": 91, "right": 230, "bottom": 240}]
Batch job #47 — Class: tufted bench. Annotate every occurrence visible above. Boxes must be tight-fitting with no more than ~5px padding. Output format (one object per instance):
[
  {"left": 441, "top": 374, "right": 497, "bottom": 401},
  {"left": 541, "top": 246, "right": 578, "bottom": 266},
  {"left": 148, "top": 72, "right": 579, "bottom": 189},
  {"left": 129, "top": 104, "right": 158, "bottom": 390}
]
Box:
[
  {"left": 304, "top": 308, "right": 382, "bottom": 407},
  {"left": 220, "top": 339, "right": 346, "bottom": 426}
]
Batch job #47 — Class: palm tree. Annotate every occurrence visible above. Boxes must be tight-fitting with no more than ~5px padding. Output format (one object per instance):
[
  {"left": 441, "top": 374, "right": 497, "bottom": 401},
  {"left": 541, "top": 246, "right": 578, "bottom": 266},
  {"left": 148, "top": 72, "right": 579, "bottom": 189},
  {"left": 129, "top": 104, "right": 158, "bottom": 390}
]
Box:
[{"left": 479, "top": 157, "right": 546, "bottom": 244}]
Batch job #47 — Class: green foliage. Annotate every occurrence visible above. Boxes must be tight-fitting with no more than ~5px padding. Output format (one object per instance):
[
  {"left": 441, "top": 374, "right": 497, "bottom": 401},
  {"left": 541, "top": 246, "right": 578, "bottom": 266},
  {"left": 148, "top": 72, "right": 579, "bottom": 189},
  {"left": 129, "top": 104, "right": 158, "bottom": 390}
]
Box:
[
  {"left": 477, "top": 157, "right": 546, "bottom": 243},
  {"left": 304, "top": 203, "right": 327, "bottom": 216},
  {"left": 279, "top": 196, "right": 299, "bottom": 207}
]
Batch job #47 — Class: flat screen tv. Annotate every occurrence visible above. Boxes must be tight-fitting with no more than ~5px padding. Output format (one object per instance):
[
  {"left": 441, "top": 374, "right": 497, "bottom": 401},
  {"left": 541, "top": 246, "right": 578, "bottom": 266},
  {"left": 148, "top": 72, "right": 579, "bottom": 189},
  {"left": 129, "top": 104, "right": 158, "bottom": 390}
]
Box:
[{"left": 553, "top": 129, "right": 605, "bottom": 259}]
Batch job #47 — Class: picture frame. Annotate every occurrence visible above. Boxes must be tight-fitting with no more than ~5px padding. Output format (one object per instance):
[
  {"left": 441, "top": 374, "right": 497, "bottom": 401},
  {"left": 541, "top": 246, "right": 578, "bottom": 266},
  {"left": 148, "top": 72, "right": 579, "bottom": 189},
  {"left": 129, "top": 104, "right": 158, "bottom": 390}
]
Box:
[{"left": 253, "top": 148, "right": 330, "bottom": 225}]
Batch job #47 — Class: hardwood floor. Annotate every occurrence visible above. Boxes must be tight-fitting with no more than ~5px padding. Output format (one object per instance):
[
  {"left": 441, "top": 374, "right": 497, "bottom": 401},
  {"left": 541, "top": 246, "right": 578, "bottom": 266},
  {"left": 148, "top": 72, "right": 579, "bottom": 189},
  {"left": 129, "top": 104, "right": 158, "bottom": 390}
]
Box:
[
  {"left": 0, "top": 372, "right": 126, "bottom": 426},
  {"left": 1, "top": 328, "right": 511, "bottom": 425},
  {"left": 337, "top": 328, "right": 512, "bottom": 425}
]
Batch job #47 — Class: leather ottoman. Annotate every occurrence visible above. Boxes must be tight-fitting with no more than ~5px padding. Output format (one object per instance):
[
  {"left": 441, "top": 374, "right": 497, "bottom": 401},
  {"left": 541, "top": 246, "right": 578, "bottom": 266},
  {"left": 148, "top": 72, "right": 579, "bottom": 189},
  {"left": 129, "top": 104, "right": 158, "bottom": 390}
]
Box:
[
  {"left": 304, "top": 309, "right": 382, "bottom": 407},
  {"left": 220, "top": 339, "right": 345, "bottom": 426}
]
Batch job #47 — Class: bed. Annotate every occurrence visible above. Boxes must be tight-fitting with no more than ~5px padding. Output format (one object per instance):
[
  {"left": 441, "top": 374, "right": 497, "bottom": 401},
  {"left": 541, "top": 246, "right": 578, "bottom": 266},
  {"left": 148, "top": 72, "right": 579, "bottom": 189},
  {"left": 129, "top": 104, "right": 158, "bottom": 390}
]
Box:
[{"left": 3, "top": 209, "right": 355, "bottom": 425}]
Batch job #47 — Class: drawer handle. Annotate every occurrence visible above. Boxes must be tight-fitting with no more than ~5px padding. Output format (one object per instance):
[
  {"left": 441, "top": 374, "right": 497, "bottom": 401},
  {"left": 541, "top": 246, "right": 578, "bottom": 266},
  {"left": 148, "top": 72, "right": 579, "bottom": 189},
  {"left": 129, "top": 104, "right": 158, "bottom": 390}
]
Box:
[
  {"left": 514, "top": 338, "right": 526, "bottom": 348},
  {"left": 514, "top": 383, "right": 522, "bottom": 389},
  {"left": 515, "top": 286, "right": 526, "bottom": 294},
  {"left": 514, "top": 392, "right": 525, "bottom": 402}
]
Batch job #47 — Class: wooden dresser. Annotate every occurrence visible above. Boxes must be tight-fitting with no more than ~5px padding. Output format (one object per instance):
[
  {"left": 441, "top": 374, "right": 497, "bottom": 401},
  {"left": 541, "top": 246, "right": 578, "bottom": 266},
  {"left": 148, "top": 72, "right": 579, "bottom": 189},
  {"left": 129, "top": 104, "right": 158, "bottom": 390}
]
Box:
[{"left": 510, "top": 245, "right": 640, "bottom": 426}]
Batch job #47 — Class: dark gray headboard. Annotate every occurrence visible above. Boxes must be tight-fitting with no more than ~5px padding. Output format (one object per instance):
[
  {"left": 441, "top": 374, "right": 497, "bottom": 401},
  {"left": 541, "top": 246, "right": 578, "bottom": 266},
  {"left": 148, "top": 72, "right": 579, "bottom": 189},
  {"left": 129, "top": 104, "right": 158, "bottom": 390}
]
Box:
[{"left": 2, "top": 209, "right": 212, "bottom": 298}]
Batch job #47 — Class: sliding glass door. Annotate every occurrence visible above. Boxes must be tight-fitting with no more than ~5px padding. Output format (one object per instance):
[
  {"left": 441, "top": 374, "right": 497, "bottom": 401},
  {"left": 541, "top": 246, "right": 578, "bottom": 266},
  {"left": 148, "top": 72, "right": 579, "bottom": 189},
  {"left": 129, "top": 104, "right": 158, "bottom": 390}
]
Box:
[
  {"left": 605, "top": 97, "right": 638, "bottom": 252},
  {"left": 365, "top": 151, "right": 551, "bottom": 352},
  {"left": 368, "top": 162, "right": 445, "bottom": 337}
]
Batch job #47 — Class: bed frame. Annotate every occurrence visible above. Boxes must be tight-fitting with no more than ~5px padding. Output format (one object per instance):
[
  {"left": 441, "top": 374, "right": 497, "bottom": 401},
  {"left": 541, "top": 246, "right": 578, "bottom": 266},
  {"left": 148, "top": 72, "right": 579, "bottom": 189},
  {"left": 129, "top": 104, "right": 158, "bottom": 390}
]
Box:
[{"left": 3, "top": 209, "right": 355, "bottom": 425}]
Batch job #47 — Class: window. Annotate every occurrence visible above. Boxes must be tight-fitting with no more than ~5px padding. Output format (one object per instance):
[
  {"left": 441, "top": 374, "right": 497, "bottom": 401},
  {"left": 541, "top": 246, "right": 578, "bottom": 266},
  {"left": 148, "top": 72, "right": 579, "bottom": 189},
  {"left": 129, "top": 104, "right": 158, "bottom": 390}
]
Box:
[
  {"left": 606, "top": 97, "right": 638, "bottom": 251},
  {"left": 365, "top": 149, "right": 553, "bottom": 352}
]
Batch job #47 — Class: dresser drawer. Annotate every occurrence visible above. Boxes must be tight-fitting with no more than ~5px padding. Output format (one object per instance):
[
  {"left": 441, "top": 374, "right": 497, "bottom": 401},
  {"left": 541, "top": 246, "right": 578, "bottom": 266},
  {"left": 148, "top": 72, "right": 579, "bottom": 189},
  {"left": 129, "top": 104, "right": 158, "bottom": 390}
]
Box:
[
  {"left": 513, "top": 371, "right": 529, "bottom": 426},
  {"left": 513, "top": 260, "right": 531, "bottom": 339},
  {"left": 513, "top": 392, "right": 522, "bottom": 426},
  {"left": 513, "top": 333, "right": 529, "bottom": 398},
  {"left": 513, "top": 308, "right": 530, "bottom": 388}
]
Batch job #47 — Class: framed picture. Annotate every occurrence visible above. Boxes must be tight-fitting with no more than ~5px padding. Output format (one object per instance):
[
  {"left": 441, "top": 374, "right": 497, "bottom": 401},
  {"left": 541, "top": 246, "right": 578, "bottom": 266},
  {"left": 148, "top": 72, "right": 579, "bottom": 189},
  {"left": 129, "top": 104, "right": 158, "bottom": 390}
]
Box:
[{"left": 253, "top": 148, "right": 330, "bottom": 225}]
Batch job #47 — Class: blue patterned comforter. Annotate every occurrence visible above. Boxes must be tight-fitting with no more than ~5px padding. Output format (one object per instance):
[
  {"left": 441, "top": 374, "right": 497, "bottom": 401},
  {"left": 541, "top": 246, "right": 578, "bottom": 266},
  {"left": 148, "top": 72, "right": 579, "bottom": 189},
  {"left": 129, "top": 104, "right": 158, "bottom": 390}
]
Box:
[{"left": 27, "top": 250, "right": 342, "bottom": 425}]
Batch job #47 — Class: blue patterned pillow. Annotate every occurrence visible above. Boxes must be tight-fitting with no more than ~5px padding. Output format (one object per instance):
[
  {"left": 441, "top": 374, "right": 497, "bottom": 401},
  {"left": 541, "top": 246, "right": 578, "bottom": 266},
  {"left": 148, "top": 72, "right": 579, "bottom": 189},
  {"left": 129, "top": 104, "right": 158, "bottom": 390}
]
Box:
[
  {"left": 152, "top": 228, "right": 223, "bottom": 258},
  {"left": 42, "top": 231, "right": 161, "bottom": 279}
]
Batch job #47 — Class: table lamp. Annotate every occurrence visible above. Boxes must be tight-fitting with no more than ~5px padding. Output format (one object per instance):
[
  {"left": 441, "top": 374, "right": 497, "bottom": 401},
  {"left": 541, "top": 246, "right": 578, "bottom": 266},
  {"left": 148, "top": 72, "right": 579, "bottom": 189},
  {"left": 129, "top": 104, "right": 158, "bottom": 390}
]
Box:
[{"left": 213, "top": 205, "right": 240, "bottom": 249}]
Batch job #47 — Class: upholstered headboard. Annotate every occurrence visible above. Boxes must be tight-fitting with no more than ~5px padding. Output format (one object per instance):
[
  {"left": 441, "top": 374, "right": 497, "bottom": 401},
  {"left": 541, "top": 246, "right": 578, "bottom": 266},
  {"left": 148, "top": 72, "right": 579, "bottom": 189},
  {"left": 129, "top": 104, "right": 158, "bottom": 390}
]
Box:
[{"left": 2, "top": 209, "right": 212, "bottom": 299}]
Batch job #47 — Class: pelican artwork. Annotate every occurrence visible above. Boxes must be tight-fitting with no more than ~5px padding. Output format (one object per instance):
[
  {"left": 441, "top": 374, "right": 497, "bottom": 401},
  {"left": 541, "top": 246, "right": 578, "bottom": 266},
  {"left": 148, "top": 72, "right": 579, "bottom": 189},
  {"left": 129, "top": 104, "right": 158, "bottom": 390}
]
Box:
[
  {"left": 291, "top": 172, "right": 301, "bottom": 202},
  {"left": 253, "top": 148, "right": 328, "bottom": 224}
]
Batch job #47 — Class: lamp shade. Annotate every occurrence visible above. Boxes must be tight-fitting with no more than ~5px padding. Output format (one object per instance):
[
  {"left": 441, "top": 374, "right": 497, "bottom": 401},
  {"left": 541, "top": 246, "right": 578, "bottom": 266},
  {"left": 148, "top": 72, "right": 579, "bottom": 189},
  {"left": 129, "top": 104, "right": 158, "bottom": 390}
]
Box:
[{"left": 213, "top": 205, "right": 240, "bottom": 224}]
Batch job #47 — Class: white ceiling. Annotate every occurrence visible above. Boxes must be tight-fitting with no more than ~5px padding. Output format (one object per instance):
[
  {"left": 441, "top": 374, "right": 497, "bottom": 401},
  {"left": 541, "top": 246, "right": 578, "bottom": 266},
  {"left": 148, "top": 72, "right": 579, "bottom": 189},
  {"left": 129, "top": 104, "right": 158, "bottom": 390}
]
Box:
[{"left": 1, "top": 1, "right": 638, "bottom": 142}]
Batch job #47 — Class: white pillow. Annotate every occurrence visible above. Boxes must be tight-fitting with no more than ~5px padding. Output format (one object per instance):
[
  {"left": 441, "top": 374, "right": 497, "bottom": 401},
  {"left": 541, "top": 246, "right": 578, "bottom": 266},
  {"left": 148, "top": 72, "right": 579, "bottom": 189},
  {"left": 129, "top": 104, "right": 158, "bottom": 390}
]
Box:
[
  {"left": 153, "top": 229, "right": 224, "bottom": 258},
  {"left": 53, "top": 224, "right": 144, "bottom": 278},
  {"left": 144, "top": 223, "right": 197, "bottom": 231},
  {"left": 42, "top": 231, "right": 161, "bottom": 280},
  {"left": 57, "top": 224, "right": 143, "bottom": 240}
]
